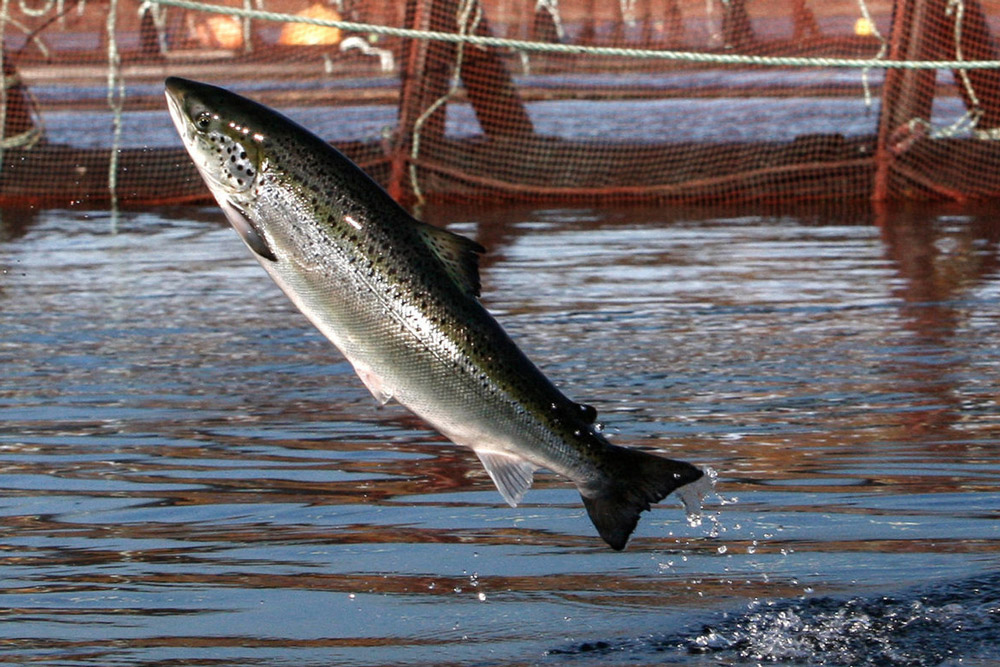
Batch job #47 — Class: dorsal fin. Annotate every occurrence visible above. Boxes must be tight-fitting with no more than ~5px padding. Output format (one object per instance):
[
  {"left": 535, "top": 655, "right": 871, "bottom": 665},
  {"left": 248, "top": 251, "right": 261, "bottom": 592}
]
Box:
[
  {"left": 474, "top": 450, "right": 536, "bottom": 507},
  {"left": 414, "top": 222, "right": 485, "bottom": 297}
]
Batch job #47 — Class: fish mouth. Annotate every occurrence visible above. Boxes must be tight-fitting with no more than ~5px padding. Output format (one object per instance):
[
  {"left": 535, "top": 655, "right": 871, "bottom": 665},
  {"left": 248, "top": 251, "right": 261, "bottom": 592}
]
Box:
[
  {"left": 164, "top": 78, "right": 194, "bottom": 145},
  {"left": 164, "top": 81, "right": 216, "bottom": 188}
]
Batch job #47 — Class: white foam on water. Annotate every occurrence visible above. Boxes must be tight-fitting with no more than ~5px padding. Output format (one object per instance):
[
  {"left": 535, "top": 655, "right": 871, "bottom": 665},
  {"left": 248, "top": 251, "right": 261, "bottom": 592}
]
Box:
[{"left": 684, "top": 574, "right": 1000, "bottom": 666}]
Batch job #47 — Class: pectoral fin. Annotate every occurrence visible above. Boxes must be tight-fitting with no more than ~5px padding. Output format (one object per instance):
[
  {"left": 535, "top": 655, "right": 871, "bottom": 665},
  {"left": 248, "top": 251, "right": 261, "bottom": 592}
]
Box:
[
  {"left": 474, "top": 450, "right": 536, "bottom": 507},
  {"left": 222, "top": 199, "right": 276, "bottom": 262}
]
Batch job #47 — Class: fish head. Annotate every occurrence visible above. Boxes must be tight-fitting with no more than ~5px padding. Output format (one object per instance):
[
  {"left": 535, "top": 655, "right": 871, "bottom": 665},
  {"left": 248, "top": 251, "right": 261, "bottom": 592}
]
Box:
[
  {"left": 165, "top": 76, "right": 265, "bottom": 196},
  {"left": 165, "top": 77, "right": 276, "bottom": 261}
]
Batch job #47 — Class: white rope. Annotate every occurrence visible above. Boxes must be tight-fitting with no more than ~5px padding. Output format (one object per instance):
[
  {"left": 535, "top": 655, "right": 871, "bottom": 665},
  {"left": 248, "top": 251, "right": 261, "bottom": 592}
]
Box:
[
  {"left": 618, "top": 0, "right": 636, "bottom": 26},
  {"left": 0, "top": 125, "right": 40, "bottom": 148},
  {"left": 947, "top": 1, "right": 981, "bottom": 116},
  {"left": 923, "top": 0, "right": 984, "bottom": 140},
  {"left": 150, "top": 0, "right": 1000, "bottom": 70},
  {"left": 0, "top": 2, "right": 45, "bottom": 159},
  {"left": 138, "top": 0, "right": 169, "bottom": 55},
  {"left": 0, "top": 14, "right": 50, "bottom": 57},
  {"left": 17, "top": 0, "right": 52, "bottom": 18},
  {"left": 408, "top": 0, "right": 480, "bottom": 206},
  {"left": 107, "top": 0, "right": 125, "bottom": 216},
  {"left": 535, "top": 0, "right": 564, "bottom": 41},
  {"left": 241, "top": 0, "right": 256, "bottom": 54},
  {"left": 0, "top": 0, "right": 8, "bottom": 175},
  {"left": 856, "top": 0, "right": 886, "bottom": 108}
]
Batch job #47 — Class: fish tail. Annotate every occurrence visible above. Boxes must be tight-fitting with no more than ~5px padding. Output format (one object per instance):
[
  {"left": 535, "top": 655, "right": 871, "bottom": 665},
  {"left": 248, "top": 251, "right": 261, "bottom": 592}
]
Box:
[{"left": 581, "top": 445, "right": 703, "bottom": 550}]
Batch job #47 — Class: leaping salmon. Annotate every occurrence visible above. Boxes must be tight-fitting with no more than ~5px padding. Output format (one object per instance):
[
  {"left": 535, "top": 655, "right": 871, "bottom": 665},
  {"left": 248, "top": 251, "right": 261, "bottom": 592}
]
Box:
[{"left": 164, "top": 77, "right": 703, "bottom": 549}]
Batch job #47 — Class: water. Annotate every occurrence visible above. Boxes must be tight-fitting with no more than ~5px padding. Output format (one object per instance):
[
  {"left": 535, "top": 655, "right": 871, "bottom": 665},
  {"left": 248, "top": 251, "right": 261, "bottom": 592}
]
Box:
[
  {"left": 38, "top": 96, "right": 918, "bottom": 148},
  {"left": 45, "top": 97, "right": 984, "bottom": 149},
  {"left": 1, "top": 202, "right": 998, "bottom": 666},
  {"left": 32, "top": 69, "right": 973, "bottom": 150}
]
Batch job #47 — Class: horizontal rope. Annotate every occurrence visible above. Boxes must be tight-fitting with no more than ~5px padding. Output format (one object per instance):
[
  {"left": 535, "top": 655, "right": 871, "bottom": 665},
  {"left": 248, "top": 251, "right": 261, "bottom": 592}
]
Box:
[{"left": 152, "top": 0, "right": 1000, "bottom": 70}]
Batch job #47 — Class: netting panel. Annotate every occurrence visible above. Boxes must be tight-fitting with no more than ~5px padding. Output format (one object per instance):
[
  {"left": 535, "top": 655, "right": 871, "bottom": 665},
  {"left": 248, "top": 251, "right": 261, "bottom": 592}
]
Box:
[{"left": 2, "top": 0, "right": 1000, "bottom": 207}]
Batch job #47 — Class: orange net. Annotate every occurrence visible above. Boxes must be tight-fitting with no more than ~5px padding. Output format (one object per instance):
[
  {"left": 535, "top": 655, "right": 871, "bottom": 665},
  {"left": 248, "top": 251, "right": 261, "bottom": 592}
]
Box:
[{"left": 2, "top": 0, "right": 1000, "bottom": 207}]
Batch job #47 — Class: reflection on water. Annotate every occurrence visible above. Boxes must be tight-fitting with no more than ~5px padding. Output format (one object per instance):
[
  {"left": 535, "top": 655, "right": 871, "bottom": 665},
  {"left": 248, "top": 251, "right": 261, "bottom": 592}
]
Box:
[{"left": 1, "top": 202, "right": 998, "bottom": 666}]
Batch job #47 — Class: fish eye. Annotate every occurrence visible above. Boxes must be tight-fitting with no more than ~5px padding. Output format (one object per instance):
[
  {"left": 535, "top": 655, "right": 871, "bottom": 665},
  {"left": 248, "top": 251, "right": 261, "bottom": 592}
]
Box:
[{"left": 195, "top": 112, "right": 212, "bottom": 130}]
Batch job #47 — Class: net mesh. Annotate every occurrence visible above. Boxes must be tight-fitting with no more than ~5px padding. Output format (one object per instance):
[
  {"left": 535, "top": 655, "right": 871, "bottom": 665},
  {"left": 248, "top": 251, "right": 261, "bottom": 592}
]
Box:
[{"left": 2, "top": 0, "right": 1000, "bottom": 207}]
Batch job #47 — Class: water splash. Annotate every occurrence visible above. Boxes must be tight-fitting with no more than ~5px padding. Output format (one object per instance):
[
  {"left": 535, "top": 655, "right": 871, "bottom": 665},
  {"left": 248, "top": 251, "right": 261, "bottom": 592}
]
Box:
[
  {"left": 675, "top": 465, "right": 716, "bottom": 526},
  {"left": 675, "top": 466, "right": 735, "bottom": 539},
  {"left": 684, "top": 573, "right": 1000, "bottom": 666},
  {"left": 549, "top": 573, "right": 1000, "bottom": 665}
]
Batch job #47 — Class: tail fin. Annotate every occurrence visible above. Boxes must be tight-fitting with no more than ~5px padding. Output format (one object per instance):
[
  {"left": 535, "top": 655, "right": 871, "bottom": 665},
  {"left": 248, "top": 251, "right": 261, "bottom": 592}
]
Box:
[{"left": 581, "top": 445, "right": 703, "bottom": 550}]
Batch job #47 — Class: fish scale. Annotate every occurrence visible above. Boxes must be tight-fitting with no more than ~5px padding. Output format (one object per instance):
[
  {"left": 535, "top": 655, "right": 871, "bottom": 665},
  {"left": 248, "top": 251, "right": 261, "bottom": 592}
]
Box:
[
  {"left": 250, "top": 164, "right": 565, "bottom": 463},
  {"left": 165, "top": 76, "right": 703, "bottom": 550}
]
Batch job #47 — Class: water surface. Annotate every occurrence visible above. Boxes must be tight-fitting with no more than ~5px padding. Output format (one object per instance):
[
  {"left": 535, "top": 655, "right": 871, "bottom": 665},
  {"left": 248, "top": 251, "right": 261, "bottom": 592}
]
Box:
[{"left": 1, "top": 202, "right": 998, "bottom": 665}]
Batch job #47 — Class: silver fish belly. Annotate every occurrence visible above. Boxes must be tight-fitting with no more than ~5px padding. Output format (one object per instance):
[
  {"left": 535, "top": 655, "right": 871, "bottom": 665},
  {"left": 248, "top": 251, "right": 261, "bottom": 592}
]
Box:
[{"left": 165, "top": 77, "right": 703, "bottom": 550}]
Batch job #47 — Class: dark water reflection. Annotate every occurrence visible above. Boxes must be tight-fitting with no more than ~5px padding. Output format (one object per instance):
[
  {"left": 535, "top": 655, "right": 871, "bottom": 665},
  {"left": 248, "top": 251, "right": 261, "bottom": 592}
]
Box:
[{"left": 1, "top": 202, "right": 998, "bottom": 666}]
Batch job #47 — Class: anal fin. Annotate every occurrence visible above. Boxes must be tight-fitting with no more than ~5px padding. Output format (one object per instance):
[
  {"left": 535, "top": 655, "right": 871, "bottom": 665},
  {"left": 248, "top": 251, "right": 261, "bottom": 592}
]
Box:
[{"left": 474, "top": 450, "right": 536, "bottom": 507}]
